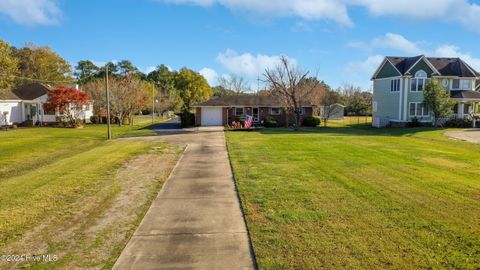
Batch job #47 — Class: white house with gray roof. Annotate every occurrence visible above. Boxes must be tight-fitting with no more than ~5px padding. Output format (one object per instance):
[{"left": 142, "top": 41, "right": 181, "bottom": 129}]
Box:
[
  {"left": 0, "top": 83, "right": 93, "bottom": 126},
  {"left": 371, "top": 55, "right": 480, "bottom": 127}
]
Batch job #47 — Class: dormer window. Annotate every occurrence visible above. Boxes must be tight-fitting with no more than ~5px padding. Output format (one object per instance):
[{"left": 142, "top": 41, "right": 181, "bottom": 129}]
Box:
[{"left": 410, "top": 70, "right": 428, "bottom": 92}]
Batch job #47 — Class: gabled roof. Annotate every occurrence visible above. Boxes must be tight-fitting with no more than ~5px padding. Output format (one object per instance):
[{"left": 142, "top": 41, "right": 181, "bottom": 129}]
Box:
[
  {"left": 374, "top": 55, "right": 480, "bottom": 79},
  {"left": 0, "top": 83, "right": 51, "bottom": 101},
  {"left": 193, "top": 95, "right": 314, "bottom": 107},
  {"left": 387, "top": 55, "right": 423, "bottom": 75}
]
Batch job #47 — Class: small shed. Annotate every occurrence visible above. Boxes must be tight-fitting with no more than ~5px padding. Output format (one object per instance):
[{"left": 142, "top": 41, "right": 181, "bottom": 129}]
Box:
[{"left": 319, "top": 103, "right": 345, "bottom": 120}]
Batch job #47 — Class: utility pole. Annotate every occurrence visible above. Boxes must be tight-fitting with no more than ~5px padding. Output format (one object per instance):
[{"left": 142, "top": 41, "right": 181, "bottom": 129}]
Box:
[
  {"left": 152, "top": 82, "right": 155, "bottom": 125},
  {"left": 105, "top": 65, "right": 112, "bottom": 140}
]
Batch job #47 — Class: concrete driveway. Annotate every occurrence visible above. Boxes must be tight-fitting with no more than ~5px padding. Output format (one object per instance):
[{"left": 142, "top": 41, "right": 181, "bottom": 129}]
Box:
[
  {"left": 114, "top": 127, "right": 255, "bottom": 270},
  {"left": 444, "top": 129, "right": 480, "bottom": 143}
]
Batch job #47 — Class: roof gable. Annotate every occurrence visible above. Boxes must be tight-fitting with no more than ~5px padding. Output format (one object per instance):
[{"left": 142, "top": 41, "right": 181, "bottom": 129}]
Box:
[
  {"left": 372, "top": 58, "right": 401, "bottom": 79},
  {"left": 0, "top": 83, "right": 51, "bottom": 101},
  {"left": 407, "top": 57, "right": 435, "bottom": 77}
]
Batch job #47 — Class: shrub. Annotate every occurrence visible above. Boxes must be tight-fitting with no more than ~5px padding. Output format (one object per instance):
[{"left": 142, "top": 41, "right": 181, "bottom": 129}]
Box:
[
  {"left": 90, "top": 115, "right": 99, "bottom": 124},
  {"left": 264, "top": 116, "right": 277, "bottom": 127},
  {"left": 302, "top": 117, "right": 320, "bottom": 127},
  {"left": 407, "top": 117, "right": 421, "bottom": 127},
  {"left": 445, "top": 118, "right": 472, "bottom": 128},
  {"left": 236, "top": 115, "right": 245, "bottom": 123},
  {"left": 179, "top": 112, "right": 195, "bottom": 128}
]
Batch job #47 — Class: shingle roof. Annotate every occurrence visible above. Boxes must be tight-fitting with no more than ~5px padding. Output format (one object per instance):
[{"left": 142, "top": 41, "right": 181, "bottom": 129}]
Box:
[
  {"left": 0, "top": 83, "right": 51, "bottom": 100},
  {"left": 386, "top": 55, "right": 422, "bottom": 74},
  {"left": 193, "top": 95, "right": 314, "bottom": 107},
  {"left": 450, "top": 90, "right": 480, "bottom": 99},
  {"left": 384, "top": 55, "right": 480, "bottom": 77}
]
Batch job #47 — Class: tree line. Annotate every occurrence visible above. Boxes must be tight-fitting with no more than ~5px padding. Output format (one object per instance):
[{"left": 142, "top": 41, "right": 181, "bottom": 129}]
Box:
[
  {"left": 1, "top": 38, "right": 372, "bottom": 128},
  {"left": 0, "top": 38, "right": 212, "bottom": 126}
]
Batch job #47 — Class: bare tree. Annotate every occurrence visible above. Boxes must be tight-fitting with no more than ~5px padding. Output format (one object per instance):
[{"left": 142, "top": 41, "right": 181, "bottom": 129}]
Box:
[
  {"left": 122, "top": 76, "right": 149, "bottom": 125},
  {"left": 263, "top": 56, "right": 318, "bottom": 130},
  {"left": 218, "top": 74, "right": 250, "bottom": 94},
  {"left": 83, "top": 76, "right": 149, "bottom": 126}
]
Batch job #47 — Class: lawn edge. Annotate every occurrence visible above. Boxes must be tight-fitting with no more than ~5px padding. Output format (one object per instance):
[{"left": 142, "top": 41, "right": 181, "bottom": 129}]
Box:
[
  {"left": 224, "top": 132, "right": 259, "bottom": 270},
  {"left": 110, "top": 143, "right": 188, "bottom": 269}
]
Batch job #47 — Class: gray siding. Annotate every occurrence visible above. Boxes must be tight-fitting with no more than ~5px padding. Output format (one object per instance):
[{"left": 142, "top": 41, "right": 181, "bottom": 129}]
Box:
[
  {"left": 406, "top": 82, "right": 433, "bottom": 122},
  {"left": 373, "top": 78, "right": 401, "bottom": 126}
]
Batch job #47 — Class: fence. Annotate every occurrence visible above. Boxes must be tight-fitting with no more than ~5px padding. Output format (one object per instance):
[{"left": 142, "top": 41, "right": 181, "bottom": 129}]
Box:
[{"left": 328, "top": 116, "right": 372, "bottom": 127}]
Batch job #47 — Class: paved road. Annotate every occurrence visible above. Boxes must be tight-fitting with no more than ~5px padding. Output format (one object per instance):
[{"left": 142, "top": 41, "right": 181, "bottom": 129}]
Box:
[
  {"left": 150, "top": 117, "right": 181, "bottom": 130},
  {"left": 114, "top": 127, "right": 255, "bottom": 270}
]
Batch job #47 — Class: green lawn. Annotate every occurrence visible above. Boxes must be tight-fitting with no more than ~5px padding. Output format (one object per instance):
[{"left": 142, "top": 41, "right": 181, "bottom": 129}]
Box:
[
  {"left": 0, "top": 117, "right": 159, "bottom": 179},
  {"left": 0, "top": 117, "right": 175, "bottom": 269},
  {"left": 226, "top": 124, "right": 480, "bottom": 269}
]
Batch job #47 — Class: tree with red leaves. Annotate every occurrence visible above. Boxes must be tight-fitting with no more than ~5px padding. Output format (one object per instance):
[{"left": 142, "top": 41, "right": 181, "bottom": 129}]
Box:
[{"left": 44, "top": 85, "right": 89, "bottom": 127}]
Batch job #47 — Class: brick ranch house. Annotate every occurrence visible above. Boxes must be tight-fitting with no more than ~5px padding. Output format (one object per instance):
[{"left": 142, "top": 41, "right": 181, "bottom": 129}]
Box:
[{"left": 193, "top": 95, "right": 314, "bottom": 126}]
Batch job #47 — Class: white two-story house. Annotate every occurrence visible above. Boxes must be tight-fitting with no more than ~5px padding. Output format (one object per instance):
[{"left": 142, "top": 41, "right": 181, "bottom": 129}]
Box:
[{"left": 371, "top": 55, "right": 480, "bottom": 127}]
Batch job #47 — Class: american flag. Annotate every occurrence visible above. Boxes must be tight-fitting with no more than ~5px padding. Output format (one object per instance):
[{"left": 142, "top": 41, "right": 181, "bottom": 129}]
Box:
[{"left": 244, "top": 114, "right": 253, "bottom": 128}]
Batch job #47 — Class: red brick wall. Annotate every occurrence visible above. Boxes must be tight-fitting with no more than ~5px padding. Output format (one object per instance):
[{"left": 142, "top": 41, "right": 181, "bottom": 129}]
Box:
[
  {"left": 195, "top": 107, "right": 201, "bottom": 126},
  {"left": 304, "top": 107, "right": 313, "bottom": 117},
  {"left": 222, "top": 107, "right": 228, "bottom": 125},
  {"left": 221, "top": 106, "right": 314, "bottom": 127}
]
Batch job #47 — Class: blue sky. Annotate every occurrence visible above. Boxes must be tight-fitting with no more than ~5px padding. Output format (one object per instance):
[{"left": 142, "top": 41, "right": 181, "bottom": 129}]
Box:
[{"left": 1, "top": 0, "right": 480, "bottom": 90}]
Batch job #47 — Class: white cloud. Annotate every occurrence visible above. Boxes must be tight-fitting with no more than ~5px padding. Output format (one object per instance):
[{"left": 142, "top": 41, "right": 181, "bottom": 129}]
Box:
[
  {"left": 162, "top": 0, "right": 480, "bottom": 31},
  {"left": 433, "top": 45, "right": 480, "bottom": 71},
  {"left": 0, "top": 0, "right": 61, "bottom": 26},
  {"left": 216, "top": 49, "right": 296, "bottom": 79},
  {"left": 371, "top": 33, "right": 423, "bottom": 55},
  {"left": 164, "top": 0, "right": 353, "bottom": 27},
  {"left": 344, "top": 55, "right": 383, "bottom": 77},
  {"left": 349, "top": 33, "right": 423, "bottom": 55},
  {"left": 199, "top": 67, "right": 219, "bottom": 85}
]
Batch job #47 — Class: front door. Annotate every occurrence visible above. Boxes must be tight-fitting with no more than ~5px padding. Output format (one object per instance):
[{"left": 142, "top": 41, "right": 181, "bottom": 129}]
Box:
[
  {"left": 252, "top": 107, "right": 259, "bottom": 122},
  {"left": 24, "top": 103, "right": 39, "bottom": 123}
]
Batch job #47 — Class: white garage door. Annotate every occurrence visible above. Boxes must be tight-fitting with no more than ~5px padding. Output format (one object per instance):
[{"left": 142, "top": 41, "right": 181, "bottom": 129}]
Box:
[{"left": 201, "top": 107, "right": 223, "bottom": 126}]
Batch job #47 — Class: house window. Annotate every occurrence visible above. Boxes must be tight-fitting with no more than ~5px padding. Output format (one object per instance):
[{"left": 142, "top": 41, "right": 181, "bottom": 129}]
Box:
[
  {"left": 462, "top": 80, "right": 472, "bottom": 90},
  {"left": 44, "top": 109, "right": 56, "bottom": 115},
  {"left": 296, "top": 107, "right": 304, "bottom": 115},
  {"left": 452, "top": 79, "right": 460, "bottom": 90},
  {"left": 235, "top": 107, "right": 244, "bottom": 116},
  {"left": 410, "top": 70, "right": 428, "bottom": 92},
  {"left": 409, "top": 102, "right": 430, "bottom": 117},
  {"left": 390, "top": 79, "right": 400, "bottom": 92},
  {"left": 270, "top": 107, "right": 281, "bottom": 115}
]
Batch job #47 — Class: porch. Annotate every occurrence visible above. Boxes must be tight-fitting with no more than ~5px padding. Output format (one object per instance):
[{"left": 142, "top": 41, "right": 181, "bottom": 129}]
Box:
[
  {"left": 21, "top": 101, "right": 57, "bottom": 126},
  {"left": 451, "top": 90, "right": 480, "bottom": 128}
]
